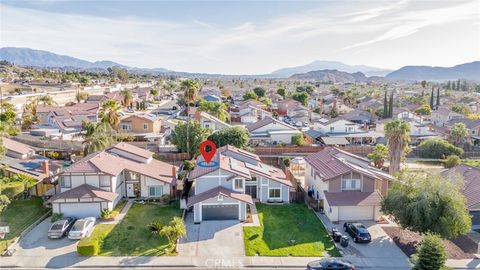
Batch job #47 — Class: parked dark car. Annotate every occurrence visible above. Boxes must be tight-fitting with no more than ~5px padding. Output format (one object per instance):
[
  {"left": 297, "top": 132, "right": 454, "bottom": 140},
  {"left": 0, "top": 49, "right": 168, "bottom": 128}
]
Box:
[
  {"left": 343, "top": 222, "right": 372, "bottom": 243},
  {"left": 47, "top": 217, "right": 76, "bottom": 239},
  {"left": 307, "top": 258, "right": 355, "bottom": 270}
]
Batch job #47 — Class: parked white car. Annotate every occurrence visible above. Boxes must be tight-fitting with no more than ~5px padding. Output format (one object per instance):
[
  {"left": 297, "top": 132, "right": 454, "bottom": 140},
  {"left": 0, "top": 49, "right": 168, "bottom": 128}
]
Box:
[{"left": 68, "top": 217, "right": 96, "bottom": 240}]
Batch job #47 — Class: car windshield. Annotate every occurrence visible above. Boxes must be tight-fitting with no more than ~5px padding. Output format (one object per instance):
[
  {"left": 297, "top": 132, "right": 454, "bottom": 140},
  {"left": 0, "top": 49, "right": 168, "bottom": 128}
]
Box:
[
  {"left": 358, "top": 228, "right": 369, "bottom": 234},
  {"left": 72, "top": 221, "right": 86, "bottom": 231},
  {"left": 51, "top": 223, "right": 64, "bottom": 230},
  {"left": 359, "top": 232, "right": 370, "bottom": 237}
]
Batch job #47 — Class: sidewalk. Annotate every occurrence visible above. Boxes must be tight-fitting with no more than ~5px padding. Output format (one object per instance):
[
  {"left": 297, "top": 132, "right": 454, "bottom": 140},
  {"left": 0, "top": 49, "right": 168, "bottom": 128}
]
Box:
[{"left": 102, "top": 199, "right": 134, "bottom": 225}]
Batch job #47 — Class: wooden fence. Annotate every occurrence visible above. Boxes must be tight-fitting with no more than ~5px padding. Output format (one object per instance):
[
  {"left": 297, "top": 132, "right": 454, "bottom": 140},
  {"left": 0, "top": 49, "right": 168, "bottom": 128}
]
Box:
[{"left": 253, "top": 145, "right": 374, "bottom": 157}]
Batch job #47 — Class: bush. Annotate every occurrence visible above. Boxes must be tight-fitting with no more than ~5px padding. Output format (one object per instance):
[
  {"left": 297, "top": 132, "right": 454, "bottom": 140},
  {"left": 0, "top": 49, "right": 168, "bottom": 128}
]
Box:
[
  {"left": 413, "top": 234, "right": 447, "bottom": 270},
  {"left": 417, "top": 139, "right": 464, "bottom": 159},
  {"left": 77, "top": 239, "right": 100, "bottom": 256},
  {"left": 282, "top": 157, "right": 292, "bottom": 167},
  {"left": 51, "top": 213, "right": 64, "bottom": 222},
  {"left": 100, "top": 209, "right": 118, "bottom": 220},
  {"left": 148, "top": 220, "right": 164, "bottom": 236},
  {"left": 160, "top": 194, "right": 170, "bottom": 204},
  {"left": 0, "top": 182, "right": 25, "bottom": 200},
  {"left": 183, "top": 160, "right": 196, "bottom": 172},
  {"left": 291, "top": 134, "right": 305, "bottom": 146},
  {"left": 444, "top": 155, "right": 461, "bottom": 168}
]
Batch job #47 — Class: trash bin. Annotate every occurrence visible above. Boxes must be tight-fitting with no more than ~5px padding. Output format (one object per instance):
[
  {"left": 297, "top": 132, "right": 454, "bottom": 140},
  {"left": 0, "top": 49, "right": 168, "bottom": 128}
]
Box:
[
  {"left": 340, "top": 235, "right": 349, "bottom": 247},
  {"left": 331, "top": 227, "right": 339, "bottom": 238},
  {"left": 333, "top": 231, "right": 342, "bottom": 242}
]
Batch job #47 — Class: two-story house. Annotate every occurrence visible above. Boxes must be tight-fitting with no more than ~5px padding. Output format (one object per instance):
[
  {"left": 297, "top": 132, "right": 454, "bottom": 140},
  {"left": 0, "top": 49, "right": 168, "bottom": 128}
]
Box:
[
  {"left": 195, "top": 111, "right": 232, "bottom": 131},
  {"left": 431, "top": 107, "right": 464, "bottom": 127},
  {"left": 246, "top": 116, "right": 302, "bottom": 145},
  {"left": 117, "top": 114, "right": 162, "bottom": 140},
  {"left": 305, "top": 147, "right": 393, "bottom": 222},
  {"left": 48, "top": 142, "right": 177, "bottom": 218},
  {"left": 187, "top": 145, "right": 292, "bottom": 223},
  {"left": 230, "top": 100, "right": 270, "bottom": 124}
]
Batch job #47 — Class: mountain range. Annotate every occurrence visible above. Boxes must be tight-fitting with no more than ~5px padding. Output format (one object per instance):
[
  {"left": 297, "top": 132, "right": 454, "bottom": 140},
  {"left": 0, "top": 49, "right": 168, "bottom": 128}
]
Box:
[{"left": 1, "top": 47, "right": 479, "bottom": 81}]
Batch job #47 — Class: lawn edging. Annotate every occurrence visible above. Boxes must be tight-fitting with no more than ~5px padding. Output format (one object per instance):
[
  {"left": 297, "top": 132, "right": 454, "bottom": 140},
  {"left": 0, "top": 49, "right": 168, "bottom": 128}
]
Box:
[
  {"left": 5, "top": 209, "right": 51, "bottom": 253},
  {"left": 175, "top": 208, "right": 187, "bottom": 253}
]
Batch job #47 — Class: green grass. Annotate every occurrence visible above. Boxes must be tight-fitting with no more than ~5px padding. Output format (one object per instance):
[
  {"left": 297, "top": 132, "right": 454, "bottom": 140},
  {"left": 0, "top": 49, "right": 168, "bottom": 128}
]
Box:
[
  {"left": 0, "top": 197, "right": 50, "bottom": 252},
  {"left": 243, "top": 203, "right": 340, "bottom": 257},
  {"left": 98, "top": 201, "right": 182, "bottom": 256},
  {"left": 463, "top": 159, "right": 480, "bottom": 168}
]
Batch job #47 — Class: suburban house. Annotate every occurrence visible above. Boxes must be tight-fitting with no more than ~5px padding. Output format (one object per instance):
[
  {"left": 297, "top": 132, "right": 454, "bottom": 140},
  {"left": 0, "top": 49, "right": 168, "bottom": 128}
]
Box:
[
  {"left": 42, "top": 103, "right": 100, "bottom": 136},
  {"left": 357, "top": 99, "right": 383, "bottom": 111},
  {"left": 195, "top": 111, "right": 232, "bottom": 131},
  {"left": 246, "top": 116, "right": 302, "bottom": 145},
  {"left": 47, "top": 142, "right": 177, "bottom": 218},
  {"left": 312, "top": 118, "right": 379, "bottom": 145},
  {"left": 323, "top": 99, "right": 353, "bottom": 114},
  {"left": 117, "top": 114, "right": 163, "bottom": 141},
  {"left": 275, "top": 99, "right": 303, "bottom": 116},
  {"left": 431, "top": 107, "right": 464, "bottom": 127},
  {"left": 202, "top": 94, "right": 222, "bottom": 102},
  {"left": 230, "top": 100, "right": 270, "bottom": 124},
  {"left": 442, "top": 164, "right": 480, "bottom": 227},
  {"left": 445, "top": 119, "right": 480, "bottom": 146},
  {"left": 305, "top": 147, "right": 393, "bottom": 222},
  {"left": 187, "top": 145, "right": 292, "bottom": 223},
  {"left": 0, "top": 138, "right": 63, "bottom": 196}
]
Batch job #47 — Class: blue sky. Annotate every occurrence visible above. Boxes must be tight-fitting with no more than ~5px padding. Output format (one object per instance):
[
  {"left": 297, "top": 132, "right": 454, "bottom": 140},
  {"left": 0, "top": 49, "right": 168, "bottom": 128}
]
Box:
[{"left": 1, "top": 0, "right": 479, "bottom": 74}]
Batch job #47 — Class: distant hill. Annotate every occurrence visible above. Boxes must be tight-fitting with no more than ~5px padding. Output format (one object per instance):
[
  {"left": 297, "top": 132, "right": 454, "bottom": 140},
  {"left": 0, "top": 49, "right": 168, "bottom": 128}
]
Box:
[
  {"left": 272, "top": 60, "right": 392, "bottom": 77},
  {"left": 386, "top": 62, "right": 480, "bottom": 81},
  {"left": 0, "top": 47, "right": 170, "bottom": 73},
  {"left": 289, "top": 69, "right": 370, "bottom": 83}
]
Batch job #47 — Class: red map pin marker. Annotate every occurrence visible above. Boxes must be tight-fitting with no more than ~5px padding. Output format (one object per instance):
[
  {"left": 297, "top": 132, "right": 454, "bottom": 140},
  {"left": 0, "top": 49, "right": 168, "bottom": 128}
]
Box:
[{"left": 199, "top": 140, "right": 217, "bottom": 163}]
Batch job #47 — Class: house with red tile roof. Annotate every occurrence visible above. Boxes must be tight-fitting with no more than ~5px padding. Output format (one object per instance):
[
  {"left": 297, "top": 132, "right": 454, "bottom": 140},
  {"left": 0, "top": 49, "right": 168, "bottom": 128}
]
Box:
[
  {"left": 304, "top": 147, "right": 393, "bottom": 222},
  {"left": 48, "top": 142, "right": 177, "bottom": 218},
  {"left": 187, "top": 145, "right": 293, "bottom": 223},
  {"left": 246, "top": 116, "right": 302, "bottom": 145}
]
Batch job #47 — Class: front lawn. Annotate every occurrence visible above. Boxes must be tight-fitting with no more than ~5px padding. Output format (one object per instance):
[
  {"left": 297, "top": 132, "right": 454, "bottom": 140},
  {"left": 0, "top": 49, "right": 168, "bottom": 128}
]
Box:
[
  {"left": 0, "top": 197, "right": 50, "bottom": 252},
  {"left": 98, "top": 201, "right": 182, "bottom": 256},
  {"left": 243, "top": 203, "right": 340, "bottom": 257}
]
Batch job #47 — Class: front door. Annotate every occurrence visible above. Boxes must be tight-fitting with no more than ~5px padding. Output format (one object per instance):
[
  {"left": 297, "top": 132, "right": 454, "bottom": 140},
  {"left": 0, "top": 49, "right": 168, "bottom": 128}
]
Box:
[
  {"left": 245, "top": 185, "right": 257, "bottom": 199},
  {"left": 126, "top": 184, "right": 135, "bottom": 197}
]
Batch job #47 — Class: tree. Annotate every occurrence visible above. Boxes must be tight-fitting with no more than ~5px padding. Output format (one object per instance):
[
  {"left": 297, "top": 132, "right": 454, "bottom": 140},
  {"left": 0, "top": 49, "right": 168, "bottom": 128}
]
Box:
[
  {"left": 450, "top": 103, "right": 471, "bottom": 115},
  {"left": 421, "top": 80, "right": 427, "bottom": 89},
  {"left": 207, "top": 126, "right": 249, "bottom": 149},
  {"left": 417, "top": 139, "right": 463, "bottom": 159},
  {"left": 385, "top": 120, "right": 410, "bottom": 173},
  {"left": 181, "top": 79, "right": 201, "bottom": 158},
  {"left": 0, "top": 121, "right": 19, "bottom": 136},
  {"left": 291, "top": 92, "right": 309, "bottom": 106},
  {"left": 253, "top": 87, "right": 266, "bottom": 98},
  {"left": 415, "top": 104, "right": 432, "bottom": 116},
  {"left": 159, "top": 217, "right": 187, "bottom": 247},
  {"left": 0, "top": 110, "right": 16, "bottom": 123},
  {"left": 243, "top": 91, "right": 258, "bottom": 101},
  {"left": 388, "top": 91, "right": 394, "bottom": 118},
  {"left": 0, "top": 138, "right": 6, "bottom": 158},
  {"left": 329, "top": 106, "right": 339, "bottom": 118},
  {"left": 444, "top": 155, "right": 460, "bottom": 168},
  {"left": 26, "top": 95, "right": 57, "bottom": 116},
  {"left": 436, "top": 88, "right": 440, "bottom": 107},
  {"left": 0, "top": 195, "right": 10, "bottom": 213},
  {"left": 291, "top": 134, "right": 304, "bottom": 146},
  {"left": 171, "top": 121, "right": 211, "bottom": 158},
  {"left": 277, "top": 88, "right": 286, "bottom": 98},
  {"left": 382, "top": 170, "right": 471, "bottom": 239},
  {"left": 99, "top": 99, "right": 122, "bottom": 128},
  {"left": 450, "top": 123, "right": 469, "bottom": 148},
  {"left": 80, "top": 122, "right": 115, "bottom": 155},
  {"left": 260, "top": 97, "right": 272, "bottom": 106},
  {"left": 413, "top": 234, "right": 447, "bottom": 270},
  {"left": 296, "top": 85, "right": 315, "bottom": 94},
  {"left": 77, "top": 92, "right": 90, "bottom": 102},
  {"left": 367, "top": 144, "right": 389, "bottom": 168},
  {"left": 121, "top": 89, "right": 134, "bottom": 108},
  {"left": 383, "top": 91, "right": 388, "bottom": 119},
  {"left": 430, "top": 87, "right": 434, "bottom": 109},
  {"left": 198, "top": 100, "right": 229, "bottom": 122},
  {"left": 150, "top": 89, "right": 159, "bottom": 97},
  {"left": 21, "top": 113, "right": 35, "bottom": 131}
]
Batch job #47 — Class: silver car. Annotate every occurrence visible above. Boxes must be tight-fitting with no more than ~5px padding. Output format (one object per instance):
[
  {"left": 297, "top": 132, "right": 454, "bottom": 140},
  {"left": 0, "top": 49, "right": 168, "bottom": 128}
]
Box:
[
  {"left": 68, "top": 217, "right": 96, "bottom": 240},
  {"left": 48, "top": 217, "right": 76, "bottom": 239}
]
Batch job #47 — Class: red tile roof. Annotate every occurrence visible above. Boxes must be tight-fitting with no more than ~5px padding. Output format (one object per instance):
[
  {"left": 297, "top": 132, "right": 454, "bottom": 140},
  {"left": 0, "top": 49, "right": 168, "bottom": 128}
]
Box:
[
  {"left": 246, "top": 116, "right": 296, "bottom": 132},
  {"left": 49, "top": 184, "right": 118, "bottom": 202},
  {"left": 186, "top": 186, "right": 253, "bottom": 207},
  {"left": 442, "top": 164, "right": 480, "bottom": 210},
  {"left": 324, "top": 191, "right": 382, "bottom": 206},
  {"left": 109, "top": 142, "right": 152, "bottom": 159}
]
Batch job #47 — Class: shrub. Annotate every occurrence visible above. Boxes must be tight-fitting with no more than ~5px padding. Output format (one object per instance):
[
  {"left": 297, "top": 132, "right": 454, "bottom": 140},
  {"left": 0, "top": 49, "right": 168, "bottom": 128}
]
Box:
[
  {"left": 77, "top": 239, "right": 100, "bottom": 256},
  {"left": 160, "top": 194, "right": 170, "bottom": 204},
  {"left": 0, "top": 182, "right": 25, "bottom": 200},
  {"left": 417, "top": 139, "right": 463, "bottom": 159},
  {"left": 413, "top": 234, "right": 447, "bottom": 270},
  {"left": 444, "top": 155, "right": 461, "bottom": 168},
  {"left": 51, "top": 213, "right": 64, "bottom": 222},
  {"left": 291, "top": 134, "right": 305, "bottom": 146},
  {"left": 148, "top": 220, "right": 164, "bottom": 236},
  {"left": 0, "top": 195, "right": 10, "bottom": 213},
  {"left": 282, "top": 157, "right": 292, "bottom": 167},
  {"left": 100, "top": 209, "right": 118, "bottom": 220},
  {"left": 183, "top": 160, "right": 196, "bottom": 172}
]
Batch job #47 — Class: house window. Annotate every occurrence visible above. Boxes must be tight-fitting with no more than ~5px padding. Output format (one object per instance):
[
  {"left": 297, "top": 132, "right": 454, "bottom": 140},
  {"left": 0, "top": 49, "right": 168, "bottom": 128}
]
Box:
[
  {"left": 341, "top": 179, "right": 361, "bottom": 191},
  {"left": 310, "top": 167, "right": 314, "bottom": 177},
  {"left": 205, "top": 124, "right": 210, "bottom": 128},
  {"left": 143, "top": 124, "right": 148, "bottom": 130},
  {"left": 120, "top": 124, "right": 131, "bottom": 130},
  {"left": 148, "top": 186, "right": 163, "bottom": 197},
  {"left": 218, "top": 195, "right": 224, "bottom": 201},
  {"left": 60, "top": 176, "right": 71, "bottom": 188},
  {"left": 330, "top": 127, "right": 334, "bottom": 132},
  {"left": 100, "top": 175, "right": 110, "bottom": 187},
  {"left": 269, "top": 188, "right": 281, "bottom": 199},
  {"left": 234, "top": 178, "right": 243, "bottom": 190}
]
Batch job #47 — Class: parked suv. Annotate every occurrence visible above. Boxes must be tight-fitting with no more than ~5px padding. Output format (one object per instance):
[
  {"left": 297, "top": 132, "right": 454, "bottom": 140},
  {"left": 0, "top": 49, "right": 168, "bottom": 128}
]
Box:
[
  {"left": 48, "top": 217, "right": 76, "bottom": 239},
  {"left": 343, "top": 222, "right": 371, "bottom": 243}
]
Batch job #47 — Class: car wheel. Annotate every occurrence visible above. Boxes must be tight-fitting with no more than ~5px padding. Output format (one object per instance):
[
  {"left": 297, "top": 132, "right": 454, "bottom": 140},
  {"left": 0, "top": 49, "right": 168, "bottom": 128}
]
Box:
[{"left": 354, "top": 237, "right": 358, "bottom": 243}]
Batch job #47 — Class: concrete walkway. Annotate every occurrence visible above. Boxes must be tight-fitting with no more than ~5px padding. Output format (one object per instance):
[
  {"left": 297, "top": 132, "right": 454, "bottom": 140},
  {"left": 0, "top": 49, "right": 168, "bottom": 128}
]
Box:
[
  {"left": 101, "top": 199, "right": 133, "bottom": 225},
  {"left": 243, "top": 203, "right": 260, "bottom": 227}
]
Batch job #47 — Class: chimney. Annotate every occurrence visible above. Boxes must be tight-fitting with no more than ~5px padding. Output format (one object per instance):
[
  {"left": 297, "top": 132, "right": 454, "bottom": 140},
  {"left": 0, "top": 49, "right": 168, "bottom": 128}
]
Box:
[
  {"left": 42, "top": 160, "right": 50, "bottom": 176},
  {"left": 172, "top": 166, "right": 177, "bottom": 178}
]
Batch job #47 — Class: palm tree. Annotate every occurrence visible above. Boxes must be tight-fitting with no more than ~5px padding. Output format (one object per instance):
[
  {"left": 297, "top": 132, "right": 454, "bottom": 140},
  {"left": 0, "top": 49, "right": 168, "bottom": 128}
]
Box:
[
  {"left": 180, "top": 79, "right": 200, "bottom": 157},
  {"left": 385, "top": 119, "right": 411, "bottom": 173},
  {"left": 99, "top": 99, "right": 123, "bottom": 128},
  {"left": 121, "top": 89, "right": 134, "bottom": 108},
  {"left": 26, "top": 94, "right": 58, "bottom": 116},
  {"left": 81, "top": 122, "right": 115, "bottom": 154}
]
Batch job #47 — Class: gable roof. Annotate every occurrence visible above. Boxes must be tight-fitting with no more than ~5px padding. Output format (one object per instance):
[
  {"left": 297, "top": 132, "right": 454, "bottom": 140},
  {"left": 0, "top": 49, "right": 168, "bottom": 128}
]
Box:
[
  {"left": 2, "top": 137, "right": 36, "bottom": 156},
  {"left": 446, "top": 119, "right": 480, "bottom": 129},
  {"left": 198, "top": 111, "right": 231, "bottom": 128},
  {"left": 49, "top": 184, "right": 118, "bottom": 202},
  {"left": 442, "top": 164, "right": 480, "bottom": 210},
  {"left": 238, "top": 100, "right": 265, "bottom": 110},
  {"left": 109, "top": 142, "right": 152, "bottom": 159},
  {"left": 186, "top": 186, "right": 253, "bottom": 207},
  {"left": 246, "top": 116, "right": 297, "bottom": 132}
]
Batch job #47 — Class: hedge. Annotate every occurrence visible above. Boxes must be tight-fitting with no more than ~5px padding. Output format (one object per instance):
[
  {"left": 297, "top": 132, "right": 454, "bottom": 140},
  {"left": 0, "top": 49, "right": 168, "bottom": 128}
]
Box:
[
  {"left": 0, "top": 182, "right": 25, "bottom": 200},
  {"left": 77, "top": 239, "right": 99, "bottom": 256},
  {"left": 417, "top": 139, "right": 464, "bottom": 159}
]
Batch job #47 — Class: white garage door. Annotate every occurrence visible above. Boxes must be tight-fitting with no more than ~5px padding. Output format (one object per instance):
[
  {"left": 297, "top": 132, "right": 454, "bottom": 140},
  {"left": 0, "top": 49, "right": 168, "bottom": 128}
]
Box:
[
  {"left": 338, "top": 206, "right": 374, "bottom": 221},
  {"left": 59, "top": 203, "right": 102, "bottom": 218}
]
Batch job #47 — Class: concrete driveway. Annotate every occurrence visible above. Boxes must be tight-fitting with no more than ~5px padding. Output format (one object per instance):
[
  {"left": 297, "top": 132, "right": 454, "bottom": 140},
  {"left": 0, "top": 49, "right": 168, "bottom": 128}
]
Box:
[
  {"left": 7, "top": 219, "right": 88, "bottom": 269},
  {"left": 178, "top": 212, "right": 245, "bottom": 258}
]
